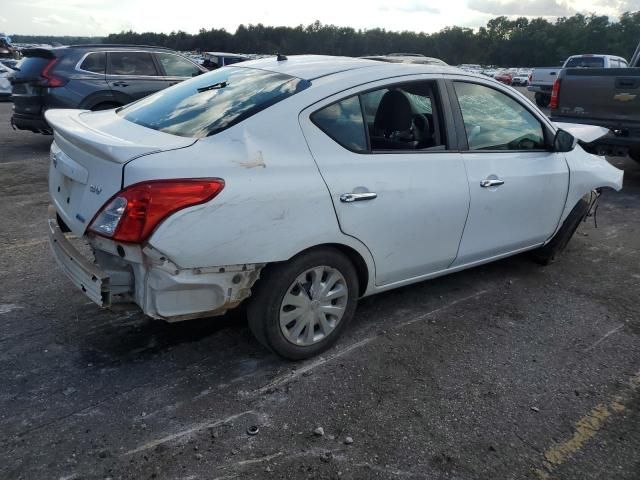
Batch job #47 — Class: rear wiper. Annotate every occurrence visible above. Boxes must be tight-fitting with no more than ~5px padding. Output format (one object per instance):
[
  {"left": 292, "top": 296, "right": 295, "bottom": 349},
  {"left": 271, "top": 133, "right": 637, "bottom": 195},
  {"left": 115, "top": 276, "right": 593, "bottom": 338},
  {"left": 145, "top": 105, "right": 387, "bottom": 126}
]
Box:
[{"left": 197, "top": 81, "right": 228, "bottom": 93}]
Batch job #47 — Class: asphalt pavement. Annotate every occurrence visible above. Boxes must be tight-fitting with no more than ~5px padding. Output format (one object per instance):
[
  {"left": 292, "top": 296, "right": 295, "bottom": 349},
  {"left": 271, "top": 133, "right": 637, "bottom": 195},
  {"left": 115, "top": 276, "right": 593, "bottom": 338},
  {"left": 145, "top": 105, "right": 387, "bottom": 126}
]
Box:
[{"left": 1, "top": 94, "right": 639, "bottom": 479}]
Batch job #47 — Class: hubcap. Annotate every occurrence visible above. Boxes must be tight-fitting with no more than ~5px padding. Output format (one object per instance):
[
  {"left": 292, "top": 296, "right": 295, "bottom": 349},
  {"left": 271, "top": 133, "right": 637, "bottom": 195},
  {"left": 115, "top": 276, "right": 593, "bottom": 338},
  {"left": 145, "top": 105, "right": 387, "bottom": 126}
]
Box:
[{"left": 279, "top": 266, "right": 348, "bottom": 346}]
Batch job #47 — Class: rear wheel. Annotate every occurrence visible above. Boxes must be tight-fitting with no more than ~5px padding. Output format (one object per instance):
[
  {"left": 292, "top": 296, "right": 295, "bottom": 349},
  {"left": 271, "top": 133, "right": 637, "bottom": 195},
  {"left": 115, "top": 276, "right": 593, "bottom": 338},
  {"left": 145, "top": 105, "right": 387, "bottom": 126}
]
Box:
[
  {"left": 247, "top": 247, "right": 359, "bottom": 360},
  {"left": 534, "top": 93, "right": 550, "bottom": 108},
  {"left": 531, "top": 198, "right": 590, "bottom": 265},
  {"left": 90, "top": 102, "right": 121, "bottom": 111}
]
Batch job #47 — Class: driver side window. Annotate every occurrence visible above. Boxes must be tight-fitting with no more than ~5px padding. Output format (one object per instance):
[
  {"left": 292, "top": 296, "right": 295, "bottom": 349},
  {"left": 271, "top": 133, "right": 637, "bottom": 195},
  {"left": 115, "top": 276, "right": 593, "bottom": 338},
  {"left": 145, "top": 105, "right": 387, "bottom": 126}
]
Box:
[{"left": 454, "top": 82, "right": 545, "bottom": 151}]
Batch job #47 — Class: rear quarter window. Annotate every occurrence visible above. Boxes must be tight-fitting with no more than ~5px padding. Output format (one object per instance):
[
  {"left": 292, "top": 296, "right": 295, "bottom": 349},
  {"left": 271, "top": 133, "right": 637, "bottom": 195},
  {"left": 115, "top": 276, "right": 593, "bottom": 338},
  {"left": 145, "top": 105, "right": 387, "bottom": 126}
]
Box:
[
  {"left": 79, "top": 52, "right": 106, "bottom": 74},
  {"left": 118, "top": 66, "right": 310, "bottom": 138}
]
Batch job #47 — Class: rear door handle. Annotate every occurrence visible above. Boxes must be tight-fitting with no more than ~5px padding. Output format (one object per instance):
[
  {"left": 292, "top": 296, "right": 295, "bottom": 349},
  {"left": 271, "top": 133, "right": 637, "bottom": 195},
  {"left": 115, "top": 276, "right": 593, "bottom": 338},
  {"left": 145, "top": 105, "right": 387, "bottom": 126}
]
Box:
[
  {"left": 340, "top": 192, "right": 377, "bottom": 203},
  {"left": 112, "top": 81, "right": 129, "bottom": 87},
  {"left": 480, "top": 179, "right": 505, "bottom": 188}
]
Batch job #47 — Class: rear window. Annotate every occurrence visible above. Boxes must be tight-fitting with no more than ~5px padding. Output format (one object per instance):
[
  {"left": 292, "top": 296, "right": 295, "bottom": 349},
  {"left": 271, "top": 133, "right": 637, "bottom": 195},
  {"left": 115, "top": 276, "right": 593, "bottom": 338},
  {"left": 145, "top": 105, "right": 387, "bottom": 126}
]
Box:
[
  {"left": 109, "top": 52, "right": 157, "bottom": 76},
  {"left": 565, "top": 56, "right": 604, "bottom": 68},
  {"left": 118, "top": 66, "right": 310, "bottom": 138}
]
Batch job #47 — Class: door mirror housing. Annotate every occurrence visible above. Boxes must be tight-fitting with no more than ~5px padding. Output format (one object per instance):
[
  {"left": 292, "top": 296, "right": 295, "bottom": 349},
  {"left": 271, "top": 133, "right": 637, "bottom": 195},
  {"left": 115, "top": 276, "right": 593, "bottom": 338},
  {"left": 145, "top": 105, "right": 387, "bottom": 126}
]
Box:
[{"left": 553, "top": 128, "right": 577, "bottom": 152}]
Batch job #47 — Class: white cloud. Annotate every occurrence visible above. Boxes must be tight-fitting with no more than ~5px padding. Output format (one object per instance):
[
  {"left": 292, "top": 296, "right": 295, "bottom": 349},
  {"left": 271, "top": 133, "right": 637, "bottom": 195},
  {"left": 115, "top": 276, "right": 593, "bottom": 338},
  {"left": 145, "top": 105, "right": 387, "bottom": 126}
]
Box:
[
  {"left": 32, "top": 14, "right": 72, "bottom": 25},
  {"left": 468, "top": 0, "right": 575, "bottom": 17},
  {"left": 380, "top": 1, "right": 440, "bottom": 14}
]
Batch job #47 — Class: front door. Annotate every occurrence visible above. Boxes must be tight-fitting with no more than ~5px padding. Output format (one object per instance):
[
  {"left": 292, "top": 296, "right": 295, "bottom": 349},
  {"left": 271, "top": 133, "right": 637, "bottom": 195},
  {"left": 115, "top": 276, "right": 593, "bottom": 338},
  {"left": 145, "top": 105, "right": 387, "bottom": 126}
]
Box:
[
  {"left": 448, "top": 80, "right": 569, "bottom": 266},
  {"left": 300, "top": 78, "right": 470, "bottom": 286}
]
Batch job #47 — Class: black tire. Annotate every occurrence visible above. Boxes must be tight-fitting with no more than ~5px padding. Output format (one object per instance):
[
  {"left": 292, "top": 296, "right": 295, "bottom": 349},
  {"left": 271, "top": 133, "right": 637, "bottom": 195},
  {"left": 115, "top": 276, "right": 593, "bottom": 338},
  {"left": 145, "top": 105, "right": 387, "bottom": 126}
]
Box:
[
  {"left": 90, "top": 102, "right": 121, "bottom": 111},
  {"left": 629, "top": 147, "right": 640, "bottom": 163},
  {"left": 535, "top": 93, "right": 550, "bottom": 108},
  {"left": 531, "top": 198, "right": 590, "bottom": 265},
  {"left": 247, "top": 247, "right": 359, "bottom": 360}
]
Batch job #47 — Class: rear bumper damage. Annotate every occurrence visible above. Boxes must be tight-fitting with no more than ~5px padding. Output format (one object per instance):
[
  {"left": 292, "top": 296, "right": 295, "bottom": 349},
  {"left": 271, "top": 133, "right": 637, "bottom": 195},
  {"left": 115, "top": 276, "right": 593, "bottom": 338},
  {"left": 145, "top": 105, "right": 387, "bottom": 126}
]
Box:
[{"left": 47, "top": 206, "right": 264, "bottom": 322}]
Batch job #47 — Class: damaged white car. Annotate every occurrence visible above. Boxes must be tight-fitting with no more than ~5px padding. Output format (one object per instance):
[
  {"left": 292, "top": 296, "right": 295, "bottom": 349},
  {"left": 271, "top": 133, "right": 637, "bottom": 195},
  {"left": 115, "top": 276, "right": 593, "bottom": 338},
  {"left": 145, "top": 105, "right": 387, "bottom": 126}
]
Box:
[{"left": 46, "top": 55, "right": 623, "bottom": 359}]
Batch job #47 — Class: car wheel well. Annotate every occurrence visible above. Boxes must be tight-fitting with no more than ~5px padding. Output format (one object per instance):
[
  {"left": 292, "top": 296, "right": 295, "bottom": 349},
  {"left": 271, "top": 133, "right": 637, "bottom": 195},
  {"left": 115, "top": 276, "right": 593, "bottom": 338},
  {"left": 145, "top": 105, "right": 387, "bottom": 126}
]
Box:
[{"left": 286, "top": 244, "right": 369, "bottom": 297}]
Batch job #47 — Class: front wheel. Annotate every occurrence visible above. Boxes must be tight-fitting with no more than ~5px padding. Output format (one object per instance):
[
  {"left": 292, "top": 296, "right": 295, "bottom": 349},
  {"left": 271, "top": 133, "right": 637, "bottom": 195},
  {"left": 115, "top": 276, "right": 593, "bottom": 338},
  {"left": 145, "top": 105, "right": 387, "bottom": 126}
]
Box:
[
  {"left": 531, "top": 198, "right": 590, "bottom": 265},
  {"left": 247, "top": 247, "right": 359, "bottom": 360}
]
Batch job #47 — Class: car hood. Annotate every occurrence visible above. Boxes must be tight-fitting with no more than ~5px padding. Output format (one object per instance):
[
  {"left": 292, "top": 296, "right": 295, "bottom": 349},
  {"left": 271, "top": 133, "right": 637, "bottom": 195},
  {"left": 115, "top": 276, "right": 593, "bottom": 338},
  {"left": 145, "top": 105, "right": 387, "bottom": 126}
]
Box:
[{"left": 553, "top": 122, "right": 610, "bottom": 145}]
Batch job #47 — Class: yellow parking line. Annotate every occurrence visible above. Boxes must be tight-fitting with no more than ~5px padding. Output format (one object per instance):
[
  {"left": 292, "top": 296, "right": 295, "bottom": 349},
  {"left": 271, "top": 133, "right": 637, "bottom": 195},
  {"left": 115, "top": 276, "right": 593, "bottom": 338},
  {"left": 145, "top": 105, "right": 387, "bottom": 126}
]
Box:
[{"left": 535, "top": 371, "right": 640, "bottom": 479}]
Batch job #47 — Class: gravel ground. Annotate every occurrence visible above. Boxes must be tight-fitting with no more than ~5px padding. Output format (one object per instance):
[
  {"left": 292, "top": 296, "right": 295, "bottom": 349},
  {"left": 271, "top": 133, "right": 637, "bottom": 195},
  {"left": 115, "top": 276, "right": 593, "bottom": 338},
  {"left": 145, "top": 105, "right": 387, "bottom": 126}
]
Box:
[{"left": 1, "top": 92, "right": 639, "bottom": 480}]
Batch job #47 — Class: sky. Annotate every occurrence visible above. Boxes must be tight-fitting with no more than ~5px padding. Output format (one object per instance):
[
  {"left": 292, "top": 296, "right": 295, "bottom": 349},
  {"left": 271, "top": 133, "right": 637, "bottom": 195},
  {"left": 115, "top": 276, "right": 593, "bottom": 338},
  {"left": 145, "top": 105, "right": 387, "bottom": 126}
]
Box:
[{"left": 1, "top": 0, "right": 639, "bottom": 36}]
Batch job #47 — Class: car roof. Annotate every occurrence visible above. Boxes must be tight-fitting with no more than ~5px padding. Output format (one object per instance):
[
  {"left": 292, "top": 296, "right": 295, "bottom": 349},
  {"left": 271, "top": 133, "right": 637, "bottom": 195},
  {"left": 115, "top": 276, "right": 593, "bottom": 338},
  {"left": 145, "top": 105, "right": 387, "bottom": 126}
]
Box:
[{"left": 235, "top": 54, "right": 459, "bottom": 81}]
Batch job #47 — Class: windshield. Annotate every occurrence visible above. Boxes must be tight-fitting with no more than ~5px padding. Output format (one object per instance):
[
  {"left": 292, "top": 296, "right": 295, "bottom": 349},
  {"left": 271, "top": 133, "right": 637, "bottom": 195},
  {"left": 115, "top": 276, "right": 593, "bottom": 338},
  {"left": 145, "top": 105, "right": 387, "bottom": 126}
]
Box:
[
  {"left": 565, "top": 57, "right": 605, "bottom": 68},
  {"left": 118, "top": 66, "right": 310, "bottom": 138}
]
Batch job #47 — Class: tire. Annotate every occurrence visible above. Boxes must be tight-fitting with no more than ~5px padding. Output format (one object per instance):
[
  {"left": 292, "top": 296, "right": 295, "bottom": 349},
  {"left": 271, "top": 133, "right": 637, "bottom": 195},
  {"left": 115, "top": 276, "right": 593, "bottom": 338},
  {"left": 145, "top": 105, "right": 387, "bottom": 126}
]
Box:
[
  {"left": 247, "top": 247, "right": 359, "bottom": 360},
  {"left": 90, "top": 102, "right": 121, "bottom": 111},
  {"left": 535, "top": 93, "right": 550, "bottom": 108},
  {"left": 531, "top": 198, "right": 590, "bottom": 265},
  {"left": 629, "top": 147, "right": 640, "bottom": 163}
]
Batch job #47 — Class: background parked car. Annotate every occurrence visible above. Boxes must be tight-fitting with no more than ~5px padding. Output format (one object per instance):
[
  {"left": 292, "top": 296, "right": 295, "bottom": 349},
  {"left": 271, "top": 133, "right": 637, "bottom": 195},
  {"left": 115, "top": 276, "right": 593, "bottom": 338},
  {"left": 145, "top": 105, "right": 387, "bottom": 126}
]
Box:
[
  {"left": 362, "top": 54, "right": 448, "bottom": 66},
  {"left": 0, "top": 63, "right": 14, "bottom": 99},
  {"left": 550, "top": 42, "right": 640, "bottom": 162},
  {"left": 528, "top": 54, "right": 628, "bottom": 107},
  {"left": 201, "top": 52, "right": 249, "bottom": 70},
  {"left": 494, "top": 70, "right": 513, "bottom": 85},
  {"left": 511, "top": 72, "right": 530, "bottom": 86},
  {"left": 10, "top": 44, "right": 207, "bottom": 134}
]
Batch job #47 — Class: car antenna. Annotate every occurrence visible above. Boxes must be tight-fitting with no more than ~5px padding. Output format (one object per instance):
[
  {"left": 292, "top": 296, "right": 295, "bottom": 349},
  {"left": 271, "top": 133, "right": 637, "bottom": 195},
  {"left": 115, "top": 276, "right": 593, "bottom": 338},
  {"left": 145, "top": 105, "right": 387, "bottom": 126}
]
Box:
[{"left": 277, "top": 53, "right": 287, "bottom": 62}]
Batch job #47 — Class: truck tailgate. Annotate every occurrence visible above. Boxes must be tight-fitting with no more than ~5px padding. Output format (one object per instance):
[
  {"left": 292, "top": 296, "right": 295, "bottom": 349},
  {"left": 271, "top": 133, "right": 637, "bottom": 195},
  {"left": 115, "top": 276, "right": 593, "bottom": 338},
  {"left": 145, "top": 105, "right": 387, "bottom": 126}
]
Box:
[{"left": 556, "top": 68, "right": 640, "bottom": 125}]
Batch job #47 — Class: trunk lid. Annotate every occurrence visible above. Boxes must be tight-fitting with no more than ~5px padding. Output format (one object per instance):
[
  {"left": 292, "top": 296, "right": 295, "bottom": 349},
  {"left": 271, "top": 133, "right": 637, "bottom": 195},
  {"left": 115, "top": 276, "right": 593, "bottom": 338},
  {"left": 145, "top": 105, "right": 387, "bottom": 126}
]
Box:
[{"left": 46, "top": 108, "right": 196, "bottom": 235}]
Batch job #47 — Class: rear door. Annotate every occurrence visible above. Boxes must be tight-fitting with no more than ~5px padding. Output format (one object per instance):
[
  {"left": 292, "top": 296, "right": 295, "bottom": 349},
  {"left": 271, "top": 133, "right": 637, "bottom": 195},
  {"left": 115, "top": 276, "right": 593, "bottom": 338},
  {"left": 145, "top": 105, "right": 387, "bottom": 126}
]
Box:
[
  {"left": 154, "top": 52, "right": 203, "bottom": 87},
  {"left": 10, "top": 50, "right": 52, "bottom": 116},
  {"left": 447, "top": 78, "right": 569, "bottom": 266},
  {"left": 106, "top": 51, "right": 168, "bottom": 103},
  {"left": 300, "top": 77, "right": 470, "bottom": 286}
]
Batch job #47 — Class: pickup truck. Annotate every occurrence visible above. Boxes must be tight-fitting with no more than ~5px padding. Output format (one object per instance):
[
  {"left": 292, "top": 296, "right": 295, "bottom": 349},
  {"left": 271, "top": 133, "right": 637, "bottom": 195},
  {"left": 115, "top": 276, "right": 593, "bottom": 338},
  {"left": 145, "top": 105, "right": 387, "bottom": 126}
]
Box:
[
  {"left": 549, "top": 44, "right": 640, "bottom": 162},
  {"left": 528, "top": 54, "right": 629, "bottom": 107}
]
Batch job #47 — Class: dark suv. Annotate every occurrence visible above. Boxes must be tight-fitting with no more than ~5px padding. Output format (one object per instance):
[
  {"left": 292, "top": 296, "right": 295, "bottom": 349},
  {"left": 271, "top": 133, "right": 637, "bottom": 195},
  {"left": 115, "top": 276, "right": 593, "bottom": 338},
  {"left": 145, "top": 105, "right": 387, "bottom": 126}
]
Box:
[{"left": 11, "top": 44, "right": 207, "bottom": 133}]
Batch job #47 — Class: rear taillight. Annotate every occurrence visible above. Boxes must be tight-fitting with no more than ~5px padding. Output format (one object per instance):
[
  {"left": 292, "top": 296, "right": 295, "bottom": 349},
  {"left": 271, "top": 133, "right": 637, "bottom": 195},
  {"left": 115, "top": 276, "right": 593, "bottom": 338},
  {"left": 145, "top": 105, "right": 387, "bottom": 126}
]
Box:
[
  {"left": 40, "top": 58, "right": 67, "bottom": 87},
  {"left": 528, "top": 73, "right": 532, "bottom": 83},
  {"left": 89, "top": 179, "right": 225, "bottom": 243},
  {"left": 550, "top": 79, "right": 561, "bottom": 109}
]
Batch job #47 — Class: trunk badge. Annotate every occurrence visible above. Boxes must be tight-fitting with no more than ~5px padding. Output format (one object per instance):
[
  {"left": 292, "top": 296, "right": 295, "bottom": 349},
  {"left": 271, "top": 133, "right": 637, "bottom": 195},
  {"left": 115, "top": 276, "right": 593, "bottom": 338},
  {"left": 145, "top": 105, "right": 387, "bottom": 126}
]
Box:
[
  {"left": 613, "top": 93, "right": 636, "bottom": 102},
  {"left": 76, "top": 214, "right": 86, "bottom": 223},
  {"left": 89, "top": 185, "right": 103, "bottom": 195}
]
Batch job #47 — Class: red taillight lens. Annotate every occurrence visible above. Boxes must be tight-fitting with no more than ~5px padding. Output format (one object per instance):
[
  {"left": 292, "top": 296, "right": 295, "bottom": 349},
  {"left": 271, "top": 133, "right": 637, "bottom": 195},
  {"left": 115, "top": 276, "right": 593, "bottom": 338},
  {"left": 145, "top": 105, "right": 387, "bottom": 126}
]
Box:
[
  {"left": 550, "top": 79, "right": 561, "bottom": 109},
  {"left": 40, "top": 58, "right": 67, "bottom": 87},
  {"left": 89, "top": 179, "right": 225, "bottom": 243}
]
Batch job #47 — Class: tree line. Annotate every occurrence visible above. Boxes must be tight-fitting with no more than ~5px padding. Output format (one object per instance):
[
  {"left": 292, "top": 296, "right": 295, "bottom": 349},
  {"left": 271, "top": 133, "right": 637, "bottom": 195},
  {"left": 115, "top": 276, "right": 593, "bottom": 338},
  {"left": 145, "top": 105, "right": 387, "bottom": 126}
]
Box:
[{"left": 11, "top": 12, "right": 640, "bottom": 67}]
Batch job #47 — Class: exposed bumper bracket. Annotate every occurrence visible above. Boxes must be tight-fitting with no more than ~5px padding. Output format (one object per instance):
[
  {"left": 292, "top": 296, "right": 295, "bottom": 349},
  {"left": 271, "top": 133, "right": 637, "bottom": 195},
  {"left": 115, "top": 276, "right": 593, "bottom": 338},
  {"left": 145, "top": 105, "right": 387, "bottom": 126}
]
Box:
[{"left": 47, "top": 205, "right": 111, "bottom": 307}]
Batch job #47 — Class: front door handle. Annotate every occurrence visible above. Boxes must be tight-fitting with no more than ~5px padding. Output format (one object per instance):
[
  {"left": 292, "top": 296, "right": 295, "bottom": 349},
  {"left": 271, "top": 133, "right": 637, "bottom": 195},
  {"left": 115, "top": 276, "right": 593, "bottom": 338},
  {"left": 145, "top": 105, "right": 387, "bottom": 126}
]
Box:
[
  {"left": 340, "top": 192, "right": 377, "bottom": 203},
  {"left": 480, "top": 179, "right": 505, "bottom": 188},
  {"left": 112, "top": 81, "right": 129, "bottom": 87}
]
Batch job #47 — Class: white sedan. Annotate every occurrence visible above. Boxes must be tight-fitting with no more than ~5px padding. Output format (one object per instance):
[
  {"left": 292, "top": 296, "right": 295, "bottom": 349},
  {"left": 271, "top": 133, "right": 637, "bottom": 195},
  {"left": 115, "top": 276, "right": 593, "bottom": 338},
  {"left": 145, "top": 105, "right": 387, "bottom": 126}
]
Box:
[
  {"left": 45, "top": 55, "right": 623, "bottom": 359},
  {"left": 0, "top": 63, "right": 13, "bottom": 98}
]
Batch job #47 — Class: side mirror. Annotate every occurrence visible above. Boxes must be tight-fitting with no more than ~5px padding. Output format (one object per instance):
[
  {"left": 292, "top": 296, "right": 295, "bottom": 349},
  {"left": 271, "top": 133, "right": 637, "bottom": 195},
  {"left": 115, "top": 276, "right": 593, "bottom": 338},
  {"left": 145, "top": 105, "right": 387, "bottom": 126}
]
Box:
[{"left": 553, "top": 128, "right": 577, "bottom": 152}]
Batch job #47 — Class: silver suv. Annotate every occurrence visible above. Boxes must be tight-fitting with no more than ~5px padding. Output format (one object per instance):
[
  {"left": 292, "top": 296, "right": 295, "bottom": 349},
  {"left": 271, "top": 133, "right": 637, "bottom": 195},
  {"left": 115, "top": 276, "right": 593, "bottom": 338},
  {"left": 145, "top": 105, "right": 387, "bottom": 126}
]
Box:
[{"left": 11, "top": 44, "right": 207, "bottom": 134}]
